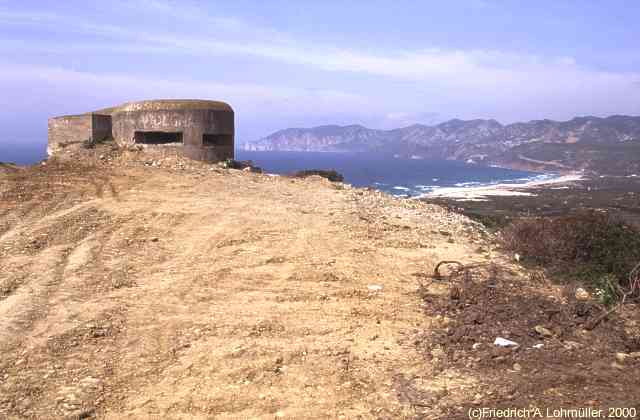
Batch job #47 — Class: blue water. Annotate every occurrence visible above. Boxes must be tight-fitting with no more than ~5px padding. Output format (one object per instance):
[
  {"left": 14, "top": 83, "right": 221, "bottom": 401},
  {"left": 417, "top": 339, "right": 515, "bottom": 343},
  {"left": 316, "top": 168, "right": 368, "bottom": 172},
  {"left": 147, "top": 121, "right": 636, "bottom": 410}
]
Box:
[
  {"left": 0, "top": 142, "right": 47, "bottom": 165},
  {"left": 237, "top": 150, "right": 550, "bottom": 197},
  {"left": 2, "top": 144, "right": 549, "bottom": 198}
]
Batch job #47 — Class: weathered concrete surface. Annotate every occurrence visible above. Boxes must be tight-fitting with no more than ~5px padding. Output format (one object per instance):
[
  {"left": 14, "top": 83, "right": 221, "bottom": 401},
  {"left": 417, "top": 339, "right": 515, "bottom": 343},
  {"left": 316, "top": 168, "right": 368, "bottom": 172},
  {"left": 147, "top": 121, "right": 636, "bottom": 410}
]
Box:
[
  {"left": 48, "top": 99, "right": 234, "bottom": 162},
  {"left": 47, "top": 114, "right": 92, "bottom": 156},
  {"left": 47, "top": 114, "right": 114, "bottom": 156},
  {"left": 112, "top": 100, "right": 234, "bottom": 162}
]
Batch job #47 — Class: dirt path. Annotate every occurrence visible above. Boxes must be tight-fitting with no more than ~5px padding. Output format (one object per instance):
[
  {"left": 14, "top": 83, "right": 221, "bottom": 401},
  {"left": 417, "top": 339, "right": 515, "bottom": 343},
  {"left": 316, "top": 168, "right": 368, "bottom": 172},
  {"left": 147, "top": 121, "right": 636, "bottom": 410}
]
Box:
[
  {"left": 1, "top": 153, "right": 638, "bottom": 419},
  {"left": 0, "top": 157, "right": 488, "bottom": 419}
]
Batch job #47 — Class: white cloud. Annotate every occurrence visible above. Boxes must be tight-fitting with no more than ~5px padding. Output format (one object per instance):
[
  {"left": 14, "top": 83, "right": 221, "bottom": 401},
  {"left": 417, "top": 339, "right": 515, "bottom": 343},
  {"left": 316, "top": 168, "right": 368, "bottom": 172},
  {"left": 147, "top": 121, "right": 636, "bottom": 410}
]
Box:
[
  {"left": 0, "top": 62, "right": 378, "bottom": 140},
  {"left": 0, "top": 63, "right": 371, "bottom": 111},
  {"left": 2, "top": 3, "right": 638, "bottom": 96},
  {"left": 0, "top": 1, "right": 639, "bottom": 136}
]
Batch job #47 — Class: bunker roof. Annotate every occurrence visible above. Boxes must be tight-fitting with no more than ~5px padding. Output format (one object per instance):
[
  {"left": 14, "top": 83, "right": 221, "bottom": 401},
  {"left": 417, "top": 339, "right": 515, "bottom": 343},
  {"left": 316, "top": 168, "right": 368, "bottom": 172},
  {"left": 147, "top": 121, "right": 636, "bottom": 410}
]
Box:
[
  {"left": 110, "top": 99, "right": 233, "bottom": 113},
  {"left": 50, "top": 99, "right": 233, "bottom": 120}
]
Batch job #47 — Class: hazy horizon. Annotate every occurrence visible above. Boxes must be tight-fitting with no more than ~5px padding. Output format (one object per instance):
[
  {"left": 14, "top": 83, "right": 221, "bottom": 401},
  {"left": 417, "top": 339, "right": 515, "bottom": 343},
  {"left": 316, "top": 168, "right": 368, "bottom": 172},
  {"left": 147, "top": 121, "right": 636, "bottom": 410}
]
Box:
[{"left": 1, "top": 1, "right": 640, "bottom": 148}]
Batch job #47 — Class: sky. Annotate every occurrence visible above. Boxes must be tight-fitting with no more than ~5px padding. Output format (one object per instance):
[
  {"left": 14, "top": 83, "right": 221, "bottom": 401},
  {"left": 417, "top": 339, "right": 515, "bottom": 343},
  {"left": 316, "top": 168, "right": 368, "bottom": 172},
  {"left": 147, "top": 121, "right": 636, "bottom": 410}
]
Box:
[{"left": 1, "top": 0, "right": 640, "bottom": 148}]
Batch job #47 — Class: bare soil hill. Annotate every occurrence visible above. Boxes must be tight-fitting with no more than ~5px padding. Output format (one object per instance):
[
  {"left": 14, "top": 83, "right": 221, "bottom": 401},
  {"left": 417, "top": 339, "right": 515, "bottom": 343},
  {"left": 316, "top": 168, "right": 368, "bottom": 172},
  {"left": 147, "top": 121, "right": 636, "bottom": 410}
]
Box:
[{"left": 1, "top": 146, "right": 638, "bottom": 419}]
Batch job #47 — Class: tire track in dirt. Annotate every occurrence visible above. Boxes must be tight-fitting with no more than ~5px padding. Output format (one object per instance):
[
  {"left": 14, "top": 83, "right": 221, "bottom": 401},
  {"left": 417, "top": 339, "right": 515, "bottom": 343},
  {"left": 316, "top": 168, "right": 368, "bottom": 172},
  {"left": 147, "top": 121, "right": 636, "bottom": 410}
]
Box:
[{"left": 1, "top": 157, "right": 494, "bottom": 419}]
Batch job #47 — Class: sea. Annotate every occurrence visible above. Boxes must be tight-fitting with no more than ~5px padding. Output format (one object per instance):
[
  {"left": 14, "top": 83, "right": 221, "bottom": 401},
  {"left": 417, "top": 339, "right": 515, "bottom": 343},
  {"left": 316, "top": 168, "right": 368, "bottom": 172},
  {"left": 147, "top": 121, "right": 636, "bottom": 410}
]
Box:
[
  {"left": 0, "top": 142, "right": 48, "bottom": 166},
  {"left": 1, "top": 143, "right": 551, "bottom": 198},
  {"left": 237, "top": 150, "right": 552, "bottom": 198}
]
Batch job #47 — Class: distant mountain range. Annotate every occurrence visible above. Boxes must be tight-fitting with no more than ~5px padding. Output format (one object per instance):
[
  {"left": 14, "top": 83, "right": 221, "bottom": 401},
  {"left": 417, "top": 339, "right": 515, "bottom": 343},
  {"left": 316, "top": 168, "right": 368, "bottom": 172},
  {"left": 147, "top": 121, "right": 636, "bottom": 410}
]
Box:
[{"left": 242, "top": 115, "right": 640, "bottom": 175}]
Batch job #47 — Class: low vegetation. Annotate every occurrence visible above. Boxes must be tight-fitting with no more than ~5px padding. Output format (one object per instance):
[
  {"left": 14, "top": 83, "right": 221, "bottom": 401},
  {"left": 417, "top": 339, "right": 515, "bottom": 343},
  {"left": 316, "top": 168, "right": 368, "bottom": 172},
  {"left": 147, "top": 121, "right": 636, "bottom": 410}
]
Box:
[
  {"left": 220, "top": 158, "right": 262, "bottom": 172},
  {"left": 501, "top": 210, "right": 640, "bottom": 304},
  {"left": 289, "top": 169, "right": 344, "bottom": 182}
]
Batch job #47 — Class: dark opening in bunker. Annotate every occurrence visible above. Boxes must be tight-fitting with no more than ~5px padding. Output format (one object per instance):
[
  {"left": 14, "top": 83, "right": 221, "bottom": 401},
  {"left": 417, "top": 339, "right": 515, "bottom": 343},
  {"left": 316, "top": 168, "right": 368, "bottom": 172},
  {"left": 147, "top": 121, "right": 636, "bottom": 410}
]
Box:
[
  {"left": 203, "top": 134, "right": 233, "bottom": 147},
  {"left": 134, "top": 131, "right": 183, "bottom": 145}
]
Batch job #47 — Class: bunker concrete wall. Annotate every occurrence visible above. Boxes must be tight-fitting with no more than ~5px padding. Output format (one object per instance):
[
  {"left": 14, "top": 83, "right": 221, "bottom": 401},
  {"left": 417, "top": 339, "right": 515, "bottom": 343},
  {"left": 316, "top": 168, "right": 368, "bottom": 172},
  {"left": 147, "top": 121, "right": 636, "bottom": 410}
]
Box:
[
  {"left": 47, "top": 115, "right": 93, "bottom": 156},
  {"left": 112, "top": 108, "right": 234, "bottom": 162},
  {"left": 48, "top": 100, "right": 234, "bottom": 162}
]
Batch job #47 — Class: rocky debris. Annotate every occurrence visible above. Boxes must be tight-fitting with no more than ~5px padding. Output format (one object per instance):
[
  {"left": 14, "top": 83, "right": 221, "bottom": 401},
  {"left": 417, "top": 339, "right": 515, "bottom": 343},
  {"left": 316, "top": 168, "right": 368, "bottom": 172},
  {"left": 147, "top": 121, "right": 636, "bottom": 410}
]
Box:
[
  {"left": 494, "top": 337, "right": 518, "bottom": 347},
  {"left": 533, "top": 325, "right": 554, "bottom": 338},
  {"left": 563, "top": 340, "right": 583, "bottom": 350},
  {"left": 615, "top": 352, "right": 629, "bottom": 364},
  {"left": 416, "top": 259, "right": 640, "bottom": 412},
  {"left": 575, "top": 287, "right": 591, "bottom": 302},
  {"left": 613, "top": 352, "right": 640, "bottom": 365},
  {"left": 54, "top": 378, "right": 102, "bottom": 418},
  {"left": 611, "top": 361, "right": 625, "bottom": 370},
  {"left": 367, "top": 284, "right": 383, "bottom": 292}
]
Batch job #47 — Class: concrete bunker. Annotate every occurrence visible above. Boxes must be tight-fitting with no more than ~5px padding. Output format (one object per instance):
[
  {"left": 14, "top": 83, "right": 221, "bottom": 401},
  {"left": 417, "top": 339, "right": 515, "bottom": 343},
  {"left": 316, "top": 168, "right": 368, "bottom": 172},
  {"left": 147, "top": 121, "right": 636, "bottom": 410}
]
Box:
[
  {"left": 47, "top": 113, "right": 112, "bottom": 156},
  {"left": 203, "top": 133, "right": 233, "bottom": 147},
  {"left": 48, "top": 99, "right": 234, "bottom": 162}
]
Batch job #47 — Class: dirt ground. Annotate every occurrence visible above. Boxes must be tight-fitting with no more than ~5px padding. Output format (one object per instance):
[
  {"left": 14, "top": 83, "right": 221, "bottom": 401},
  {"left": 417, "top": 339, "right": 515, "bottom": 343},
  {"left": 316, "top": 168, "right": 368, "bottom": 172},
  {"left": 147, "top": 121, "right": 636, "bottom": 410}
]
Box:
[{"left": 1, "top": 146, "right": 639, "bottom": 419}]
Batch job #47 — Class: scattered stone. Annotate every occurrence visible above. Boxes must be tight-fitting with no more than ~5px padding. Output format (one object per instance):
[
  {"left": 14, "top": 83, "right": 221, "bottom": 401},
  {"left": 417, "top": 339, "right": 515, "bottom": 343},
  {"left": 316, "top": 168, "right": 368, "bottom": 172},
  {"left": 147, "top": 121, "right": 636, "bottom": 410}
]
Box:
[
  {"left": 534, "top": 325, "right": 553, "bottom": 338},
  {"left": 433, "top": 388, "right": 448, "bottom": 399},
  {"left": 494, "top": 337, "right": 518, "bottom": 347},
  {"left": 79, "top": 377, "right": 102, "bottom": 389},
  {"left": 150, "top": 237, "right": 159, "bottom": 242},
  {"left": 575, "top": 288, "right": 591, "bottom": 302},
  {"left": 512, "top": 363, "right": 522, "bottom": 371},
  {"left": 615, "top": 352, "right": 630, "bottom": 364},
  {"left": 611, "top": 361, "right": 625, "bottom": 370},
  {"left": 66, "top": 408, "right": 95, "bottom": 419},
  {"left": 563, "top": 341, "right": 582, "bottom": 350},
  {"left": 431, "top": 347, "right": 445, "bottom": 358},
  {"left": 575, "top": 302, "right": 591, "bottom": 317}
]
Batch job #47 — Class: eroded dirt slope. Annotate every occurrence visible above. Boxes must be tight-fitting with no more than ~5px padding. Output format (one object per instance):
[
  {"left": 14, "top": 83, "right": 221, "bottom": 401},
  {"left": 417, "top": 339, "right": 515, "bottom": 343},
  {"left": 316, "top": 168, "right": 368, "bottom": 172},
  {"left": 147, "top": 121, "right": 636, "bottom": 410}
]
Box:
[{"left": 1, "top": 149, "right": 638, "bottom": 419}]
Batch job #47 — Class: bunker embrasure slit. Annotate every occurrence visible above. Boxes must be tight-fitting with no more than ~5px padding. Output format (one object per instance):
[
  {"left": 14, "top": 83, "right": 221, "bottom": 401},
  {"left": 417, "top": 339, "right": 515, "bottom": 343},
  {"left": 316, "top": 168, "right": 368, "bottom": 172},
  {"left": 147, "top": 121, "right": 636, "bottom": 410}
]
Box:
[
  {"left": 203, "top": 134, "right": 233, "bottom": 147},
  {"left": 134, "top": 131, "right": 183, "bottom": 145}
]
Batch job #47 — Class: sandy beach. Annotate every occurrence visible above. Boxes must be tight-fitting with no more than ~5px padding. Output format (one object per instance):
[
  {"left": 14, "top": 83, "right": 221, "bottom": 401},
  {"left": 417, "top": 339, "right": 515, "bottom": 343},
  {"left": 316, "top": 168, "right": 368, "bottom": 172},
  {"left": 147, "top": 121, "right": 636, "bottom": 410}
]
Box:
[{"left": 420, "top": 173, "right": 585, "bottom": 201}]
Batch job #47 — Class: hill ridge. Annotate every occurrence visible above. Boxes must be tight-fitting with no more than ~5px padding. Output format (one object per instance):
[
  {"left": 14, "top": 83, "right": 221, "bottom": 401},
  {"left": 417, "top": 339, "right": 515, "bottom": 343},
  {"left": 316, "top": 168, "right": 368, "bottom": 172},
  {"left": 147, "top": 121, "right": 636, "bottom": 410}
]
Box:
[{"left": 244, "top": 115, "right": 640, "bottom": 175}]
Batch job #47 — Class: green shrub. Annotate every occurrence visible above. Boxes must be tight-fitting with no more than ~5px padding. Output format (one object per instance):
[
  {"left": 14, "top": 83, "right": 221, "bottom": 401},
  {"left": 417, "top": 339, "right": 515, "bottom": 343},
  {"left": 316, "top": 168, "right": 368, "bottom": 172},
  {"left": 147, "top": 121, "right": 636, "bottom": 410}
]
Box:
[
  {"left": 501, "top": 211, "right": 640, "bottom": 299},
  {"left": 289, "top": 169, "right": 344, "bottom": 183},
  {"left": 593, "top": 274, "right": 620, "bottom": 306}
]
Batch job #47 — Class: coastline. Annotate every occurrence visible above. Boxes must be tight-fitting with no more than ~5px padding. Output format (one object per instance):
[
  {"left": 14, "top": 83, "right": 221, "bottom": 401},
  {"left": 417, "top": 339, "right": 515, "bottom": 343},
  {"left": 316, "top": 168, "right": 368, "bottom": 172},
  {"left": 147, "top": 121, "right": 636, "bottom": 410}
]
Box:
[{"left": 419, "top": 173, "right": 585, "bottom": 201}]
